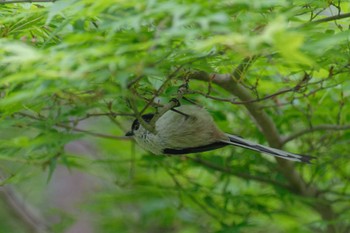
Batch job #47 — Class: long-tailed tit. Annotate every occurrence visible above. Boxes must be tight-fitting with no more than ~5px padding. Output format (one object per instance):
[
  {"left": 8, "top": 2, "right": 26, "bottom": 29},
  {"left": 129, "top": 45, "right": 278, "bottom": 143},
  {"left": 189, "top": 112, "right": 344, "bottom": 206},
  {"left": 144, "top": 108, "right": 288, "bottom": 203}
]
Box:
[{"left": 126, "top": 105, "right": 314, "bottom": 163}]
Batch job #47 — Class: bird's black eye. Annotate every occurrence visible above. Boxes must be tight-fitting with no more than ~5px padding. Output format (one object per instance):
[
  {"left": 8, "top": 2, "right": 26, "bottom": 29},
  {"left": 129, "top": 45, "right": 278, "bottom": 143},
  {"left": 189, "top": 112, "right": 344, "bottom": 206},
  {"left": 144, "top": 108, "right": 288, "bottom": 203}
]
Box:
[
  {"left": 132, "top": 119, "right": 140, "bottom": 131},
  {"left": 131, "top": 114, "right": 154, "bottom": 132}
]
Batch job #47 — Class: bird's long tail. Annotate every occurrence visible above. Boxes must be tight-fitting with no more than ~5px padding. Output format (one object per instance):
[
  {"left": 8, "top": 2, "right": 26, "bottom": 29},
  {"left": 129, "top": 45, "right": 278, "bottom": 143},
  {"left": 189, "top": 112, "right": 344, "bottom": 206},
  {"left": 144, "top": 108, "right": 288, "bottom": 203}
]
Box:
[{"left": 222, "top": 134, "right": 315, "bottom": 163}]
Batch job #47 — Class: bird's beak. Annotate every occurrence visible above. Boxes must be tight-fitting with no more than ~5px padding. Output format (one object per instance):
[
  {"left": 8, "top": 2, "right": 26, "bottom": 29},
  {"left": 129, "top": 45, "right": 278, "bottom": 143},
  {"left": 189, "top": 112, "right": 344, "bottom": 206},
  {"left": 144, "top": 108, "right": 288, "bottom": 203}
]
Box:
[{"left": 125, "top": 131, "right": 134, "bottom": 136}]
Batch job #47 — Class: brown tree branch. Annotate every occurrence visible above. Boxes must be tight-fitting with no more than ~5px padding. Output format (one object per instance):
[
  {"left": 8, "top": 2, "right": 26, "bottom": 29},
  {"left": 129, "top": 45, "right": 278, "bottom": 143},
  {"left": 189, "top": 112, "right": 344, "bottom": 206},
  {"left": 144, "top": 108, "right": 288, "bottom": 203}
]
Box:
[
  {"left": 188, "top": 71, "right": 315, "bottom": 193},
  {"left": 187, "top": 58, "right": 340, "bottom": 233},
  {"left": 0, "top": 185, "right": 50, "bottom": 233}
]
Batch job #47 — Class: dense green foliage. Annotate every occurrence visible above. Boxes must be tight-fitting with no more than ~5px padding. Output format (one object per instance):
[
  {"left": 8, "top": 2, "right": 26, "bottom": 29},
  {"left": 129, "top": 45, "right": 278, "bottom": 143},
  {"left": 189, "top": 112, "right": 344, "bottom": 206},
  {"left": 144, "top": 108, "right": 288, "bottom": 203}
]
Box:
[{"left": 0, "top": 0, "right": 350, "bottom": 233}]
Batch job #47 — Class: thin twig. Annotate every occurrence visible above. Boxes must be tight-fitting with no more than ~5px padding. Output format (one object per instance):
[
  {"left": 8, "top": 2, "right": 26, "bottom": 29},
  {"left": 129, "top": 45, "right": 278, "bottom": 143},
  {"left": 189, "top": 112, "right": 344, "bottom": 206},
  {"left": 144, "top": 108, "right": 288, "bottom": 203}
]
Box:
[
  {"left": 148, "top": 84, "right": 189, "bottom": 127},
  {"left": 232, "top": 55, "right": 259, "bottom": 81},
  {"left": 164, "top": 166, "right": 224, "bottom": 222},
  {"left": 282, "top": 124, "right": 350, "bottom": 144},
  {"left": 139, "top": 65, "right": 185, "bottom": 116},
  {"left": 189, "top": 87, "right": 299, "bottom": 105},
  {"left": 56, "top": 123, "right": 130, "bottom": 140},
  {"left": 63, "top": 112, "right": 134, "bottom": 124},
  {"left": 311, "top": 12, "right": 350, "bottom": 24},
  {"left": 187, "top": 156, "right": 292, "bottom": 191},
  {"left": 15, "top": 112, "right": 130, "bottom": 140}
]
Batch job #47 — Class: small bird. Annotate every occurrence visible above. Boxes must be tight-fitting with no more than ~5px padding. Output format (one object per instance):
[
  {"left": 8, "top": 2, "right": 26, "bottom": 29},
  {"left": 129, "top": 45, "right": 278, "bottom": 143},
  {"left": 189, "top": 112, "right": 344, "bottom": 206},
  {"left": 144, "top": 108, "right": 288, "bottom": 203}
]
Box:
[{"left": 126, "top": 105, "right": 314, "bottom": 163}]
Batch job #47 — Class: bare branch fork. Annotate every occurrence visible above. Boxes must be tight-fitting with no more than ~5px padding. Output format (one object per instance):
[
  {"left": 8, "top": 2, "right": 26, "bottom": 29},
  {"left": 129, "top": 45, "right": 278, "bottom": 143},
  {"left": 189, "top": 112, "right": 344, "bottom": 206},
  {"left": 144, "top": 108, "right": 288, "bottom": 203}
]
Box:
[
  {"left": 128, "top": 82, "right": 189, "bottom": 134},
  {"left": 127, "top": 53, "right": 213, "bottom": 133},
  {"left": 127, "top": 63, "right": 187, "bottom": 134}
]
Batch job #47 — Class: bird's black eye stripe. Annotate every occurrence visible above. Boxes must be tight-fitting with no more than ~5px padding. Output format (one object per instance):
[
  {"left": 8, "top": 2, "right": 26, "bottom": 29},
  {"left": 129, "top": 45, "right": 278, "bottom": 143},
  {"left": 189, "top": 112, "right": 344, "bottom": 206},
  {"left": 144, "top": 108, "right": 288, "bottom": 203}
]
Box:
[
  {"left": 132, "top": 120, "right": 140, "bottom": 131},
  {"left": 131, "top": 113, "right": 155, "bottom": 131},
  {"left": 141, "top": 113, "right": 154, "bottom": 122}
]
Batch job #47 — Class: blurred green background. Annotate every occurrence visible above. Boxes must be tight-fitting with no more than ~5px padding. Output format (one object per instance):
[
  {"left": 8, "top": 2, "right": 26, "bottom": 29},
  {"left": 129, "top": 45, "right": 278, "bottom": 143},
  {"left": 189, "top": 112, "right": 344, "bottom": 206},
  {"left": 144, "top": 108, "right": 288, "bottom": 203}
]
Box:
[{"left": 0, "top": 0, "right": 350, "bottom": 232}]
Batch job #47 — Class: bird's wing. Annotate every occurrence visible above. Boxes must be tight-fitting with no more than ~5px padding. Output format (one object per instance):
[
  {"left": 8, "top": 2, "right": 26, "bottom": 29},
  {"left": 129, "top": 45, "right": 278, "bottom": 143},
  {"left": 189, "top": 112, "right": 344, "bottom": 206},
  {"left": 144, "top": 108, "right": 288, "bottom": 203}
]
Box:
[
  {"left": 222, "top": 134, "right": 315, "bottom": 163},
  {"left": 163, "top": 142, "right": 227, "bottom": 154}
]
